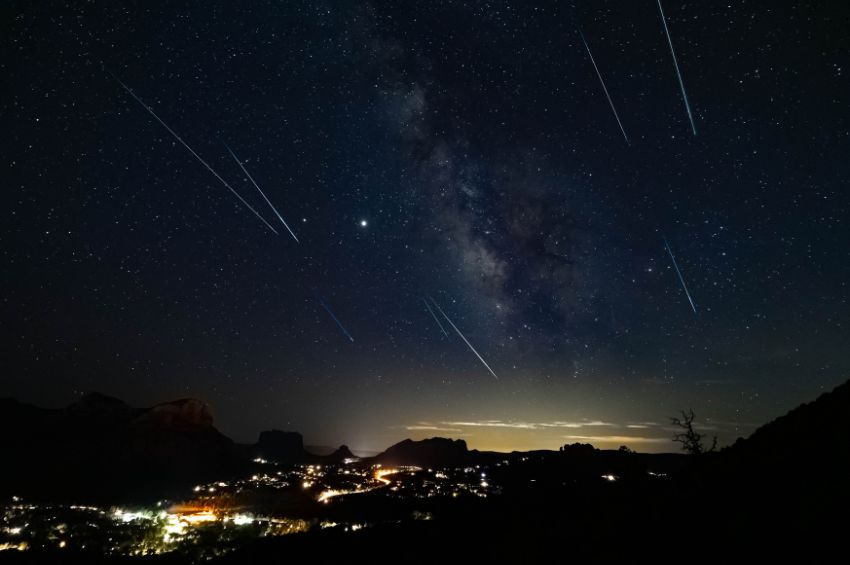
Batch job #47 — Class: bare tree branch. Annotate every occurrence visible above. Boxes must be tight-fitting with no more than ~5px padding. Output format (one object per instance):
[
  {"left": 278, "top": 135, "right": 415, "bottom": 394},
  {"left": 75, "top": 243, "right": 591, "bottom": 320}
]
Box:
[{"left": 670, "top": 409, "right": 716, "bottom": 455}]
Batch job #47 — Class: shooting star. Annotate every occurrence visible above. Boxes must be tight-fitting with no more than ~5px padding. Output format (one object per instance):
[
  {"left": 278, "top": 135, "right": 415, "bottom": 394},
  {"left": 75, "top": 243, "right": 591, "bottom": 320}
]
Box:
[
  {"left": 579, "top": 30, "right": 630, "bottom": 145},
  {"left": 223, "top": 143, "right": 299, "bottom": 243},
  {"left": 422, "top": 297, "right": 449, "bottom": 337},
  {"left": 664, "top": 239, "right": 697, "bottom": 314},
  {"left": 429, "top": 296, "right": 499, "bottom": 380},
  {"left": 317, "top": 296, "right": 355, "bottom": 343},
  {"left": 112, "top": 76, "right": 278, "bottom": 235},
  {"left": 656, "top": 0, "right": 697, "bottom": 136}
]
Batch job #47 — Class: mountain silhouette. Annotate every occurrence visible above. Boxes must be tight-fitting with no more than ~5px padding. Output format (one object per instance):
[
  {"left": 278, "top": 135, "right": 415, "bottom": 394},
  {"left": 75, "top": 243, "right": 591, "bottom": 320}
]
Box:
[
  {"left": 324, "top": 444, "right": 356, "bottom": 462},
  {"left": 719, "top": 378, "right": 850, "bottom": 501},
  {"left": 254, "top": 429, "right": 307, "bottom": 462},
  {"left": 0, "top": 393, "right": 245, "bottom": 503},
  {"left": 728, "top": 379, "right": 850, "bottom": 464},
  {"left": 374, "top": 437, "right": 470, "bottom": 467}
]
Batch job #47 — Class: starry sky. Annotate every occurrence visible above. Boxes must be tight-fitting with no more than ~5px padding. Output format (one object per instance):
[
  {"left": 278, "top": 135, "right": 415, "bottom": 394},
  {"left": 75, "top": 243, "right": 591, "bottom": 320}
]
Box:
[{"left": 3, "top": 1, "right": 849, "bottom": 453}]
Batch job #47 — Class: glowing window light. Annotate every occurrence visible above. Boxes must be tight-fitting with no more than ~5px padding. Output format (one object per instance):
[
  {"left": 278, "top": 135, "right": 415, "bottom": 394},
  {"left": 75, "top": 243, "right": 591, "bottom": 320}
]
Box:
[
  {"left": 231, "top": 514, "right": 253, "bottom": 526},
  {"left": 163, "top": 516, "right": 186, "bottom": 542},
  {"left": 0, "top": 542, "right": 28, "bottom": 551},
  {"left": 114, "top": 509, "right": 150, "bottom": 523},
  {"left": 180, "top": 511, "right": 217, "bottom": 524}
]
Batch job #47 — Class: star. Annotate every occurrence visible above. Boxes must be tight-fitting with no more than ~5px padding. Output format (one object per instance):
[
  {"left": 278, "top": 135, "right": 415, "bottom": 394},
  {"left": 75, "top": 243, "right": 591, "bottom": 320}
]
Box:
[{"left": 359, "top": 219, "right": 368, "bottom": 228}]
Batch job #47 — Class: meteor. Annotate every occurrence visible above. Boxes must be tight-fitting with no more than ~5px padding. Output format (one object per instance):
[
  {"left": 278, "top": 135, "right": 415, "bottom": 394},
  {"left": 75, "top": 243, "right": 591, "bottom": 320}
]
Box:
[
  {"left": 422, "top": 297, "right": 449, "bottom": 337},
  {"left": 579, "top": 30, "right": 630, "bottom": 145},
  {"left": 664, "top": 239, "right": 697, "bottom": 314},
  {"left": 429, "top": 297, "right": 499, "bottom": 380},
  {"left": 113, "top": 76, "right": 278, "bottom": 235},
  {"left": 317, "top": 296, "right": 355, "bottom": 343},
  {"left": 223, "top": 143, "right": 300, "bottom": 243},
  {"left": 656, "top": 0, "right": 697, "bottom": 136}
]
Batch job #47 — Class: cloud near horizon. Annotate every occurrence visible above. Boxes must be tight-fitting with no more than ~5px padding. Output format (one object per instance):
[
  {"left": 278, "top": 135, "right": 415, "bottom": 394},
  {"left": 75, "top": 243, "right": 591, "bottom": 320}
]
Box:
[
  {"left": 626, "top": 423, "right": 660, "bottom": 429},
  {"left": 563, "top": 435, "right": 671, "bottom": 444},
  {"left": 397, "top": 420, "right": 683, "bottom": 451},
  {"left": 439, "top": 419, "right": 619, "bottom": 430},
  {"left": 405, "top": 424, "right": 465, "bottom": 433}
]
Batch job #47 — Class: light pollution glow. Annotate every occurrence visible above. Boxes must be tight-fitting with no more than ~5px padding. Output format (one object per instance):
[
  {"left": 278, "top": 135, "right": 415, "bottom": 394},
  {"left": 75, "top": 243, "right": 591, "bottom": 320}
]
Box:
[{"left": 398, "top": 419, "right": 691, "bottom": 452}]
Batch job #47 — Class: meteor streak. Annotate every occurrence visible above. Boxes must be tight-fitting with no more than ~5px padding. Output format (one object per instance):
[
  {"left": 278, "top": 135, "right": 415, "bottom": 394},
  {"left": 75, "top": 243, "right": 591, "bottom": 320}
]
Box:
[
  {"left": 664, "top": 239, "right": 697, "bottom": 314},
  {"left": 656, "top": 0, "right": 697, "bottom": 136},
  {"left": 579, "top": 30, "right": 630, "bottom": 145},
  {"left": 317, "top": 296, "right": 355, "bottom": 343},
  {"left": 429, "top": 297, "right": 499, "bottom": 380},
  {"left": 224, "top": 143, "right": 299, "bottom": 243},
  {"left": 422, "top": 297, "right": 449, "bottom": 337},
  {"left": 113, "top": 77, "right": 278, "bottom": 234}
]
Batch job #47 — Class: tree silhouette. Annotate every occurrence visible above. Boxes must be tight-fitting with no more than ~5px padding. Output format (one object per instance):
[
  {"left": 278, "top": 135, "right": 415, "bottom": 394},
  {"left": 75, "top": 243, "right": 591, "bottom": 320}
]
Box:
[{"left": 670, "top": 409, "right": 717, "bottom": 455}]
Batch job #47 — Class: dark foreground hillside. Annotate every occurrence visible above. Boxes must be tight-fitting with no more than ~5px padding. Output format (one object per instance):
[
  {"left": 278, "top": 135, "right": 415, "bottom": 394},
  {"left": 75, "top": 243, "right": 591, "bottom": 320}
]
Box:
[{"left": 1, "top": 380, "right": 848, "bottom": 562}]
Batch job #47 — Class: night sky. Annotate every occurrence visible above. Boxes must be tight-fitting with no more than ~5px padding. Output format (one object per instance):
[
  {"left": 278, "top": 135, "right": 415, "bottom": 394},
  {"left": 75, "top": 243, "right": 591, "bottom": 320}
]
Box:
[{"left": 3, "top": 1, "right": 849, "bottom": 453}]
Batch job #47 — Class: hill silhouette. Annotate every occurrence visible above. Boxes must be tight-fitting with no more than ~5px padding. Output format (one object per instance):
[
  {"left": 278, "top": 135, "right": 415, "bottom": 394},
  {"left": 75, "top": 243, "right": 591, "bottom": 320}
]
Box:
[
  {"left": 373, "top": 437, "right": 470, "bottom": 467},
  {"left": 715, "top": 379, "right": 850, "bottom": 506},
  {"left": 254, "top": 429, "right": 308, "bottom": 462},
  {"left": 0, "top": 394, "right": 366, "bottom": 502},
  {"left": 727, "top": 379, "right": 850, "bottom": 467},
  {"left": 0, "top": 393, "right": 245, "bottom": 503}
]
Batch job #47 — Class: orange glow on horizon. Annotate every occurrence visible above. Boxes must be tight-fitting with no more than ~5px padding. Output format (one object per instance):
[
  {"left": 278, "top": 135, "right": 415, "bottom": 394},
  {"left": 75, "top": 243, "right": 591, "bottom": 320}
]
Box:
[{"left": 394, "top": 430, "right": 675, "bottom": 454}]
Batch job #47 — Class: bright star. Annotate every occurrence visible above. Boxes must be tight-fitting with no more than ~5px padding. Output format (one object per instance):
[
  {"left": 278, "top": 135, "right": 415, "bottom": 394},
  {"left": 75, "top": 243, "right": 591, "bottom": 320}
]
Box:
[{"left": 360, "top": 219, "right": 368, "bottom": 227}]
